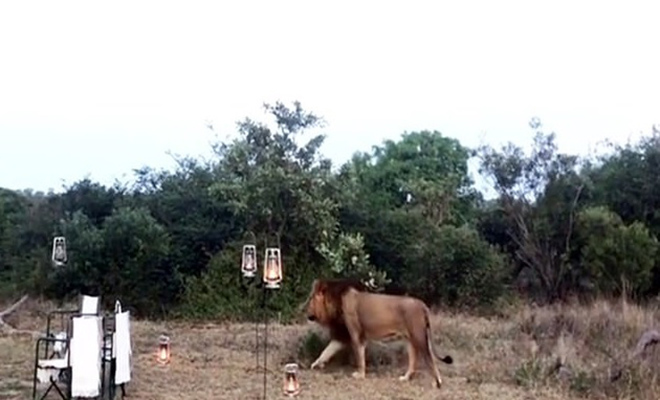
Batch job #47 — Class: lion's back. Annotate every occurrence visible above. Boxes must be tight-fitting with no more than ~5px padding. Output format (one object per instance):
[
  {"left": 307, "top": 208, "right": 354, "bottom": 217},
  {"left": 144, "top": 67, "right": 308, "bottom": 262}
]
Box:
[
  {"left": 308, "top": 278, "right": 429, "bottom": 342},
  {"left": 347, "top": 290, "right": 428, "bottom": 338}
]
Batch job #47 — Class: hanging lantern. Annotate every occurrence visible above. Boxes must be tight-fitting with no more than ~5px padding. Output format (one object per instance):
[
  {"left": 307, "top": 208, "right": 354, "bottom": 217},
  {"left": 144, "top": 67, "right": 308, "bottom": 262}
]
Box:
[
  {"left": 263, "top": 247, "right": 282, "bottom": 289},
  {"left": 157, "top": 335, "right": 171, "bottom": 365},
  {"left": 282, "top": 363, "right": 301, "bottom": 397},
  {"left": 241, "top": 244, "right": 257, "bottom": 278},
  {"left": 51, "top": 236, "right": 67, "bottom": 266}
]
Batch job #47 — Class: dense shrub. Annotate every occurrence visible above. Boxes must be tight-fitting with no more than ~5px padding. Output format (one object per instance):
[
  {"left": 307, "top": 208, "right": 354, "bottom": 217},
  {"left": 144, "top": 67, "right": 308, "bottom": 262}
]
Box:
[{"left": 402, "top": 224, "right": 511, "bottom": 309}]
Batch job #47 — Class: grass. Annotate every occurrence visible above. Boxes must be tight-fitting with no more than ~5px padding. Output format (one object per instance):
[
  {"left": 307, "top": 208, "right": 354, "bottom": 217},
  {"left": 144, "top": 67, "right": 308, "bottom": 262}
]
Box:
[{"left": 2, "top": 297, "right": 660, "bottom": 399}]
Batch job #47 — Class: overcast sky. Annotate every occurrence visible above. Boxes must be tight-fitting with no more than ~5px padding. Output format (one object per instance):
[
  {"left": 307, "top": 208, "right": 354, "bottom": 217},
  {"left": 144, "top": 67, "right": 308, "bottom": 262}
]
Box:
[{"left": 1, "top": 1, "right": 658, "bottom": 195}]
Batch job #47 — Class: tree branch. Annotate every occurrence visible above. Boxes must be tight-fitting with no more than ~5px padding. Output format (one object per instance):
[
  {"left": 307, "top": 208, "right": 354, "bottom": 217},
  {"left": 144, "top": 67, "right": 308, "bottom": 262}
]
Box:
[
  {"left": 0, "top": 294, "right": 40, "bottom": 337},
  {"left": 564, "top": 183, "right": 585, "bottom": 255},
  {"left": 0, "top": 294, "right": 29, "bottom": 318}
]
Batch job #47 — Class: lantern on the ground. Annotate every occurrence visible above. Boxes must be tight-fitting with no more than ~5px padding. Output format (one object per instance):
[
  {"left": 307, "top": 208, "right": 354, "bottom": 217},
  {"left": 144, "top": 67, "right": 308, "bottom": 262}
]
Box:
[
  {"left": 283, "top": 363, "right": 300, "bottom": 397},
  {"left": 157, "top": 335, "right": 171, "bottom": 365},
  {"left": 51, "top": 236, "right": 67, "bottom": 266},
  {"left": 241, "top": 244, "right": 257, "bottom": 278},
  {"left": 263, "top": 248, "right": 282, "bottom": 289}
]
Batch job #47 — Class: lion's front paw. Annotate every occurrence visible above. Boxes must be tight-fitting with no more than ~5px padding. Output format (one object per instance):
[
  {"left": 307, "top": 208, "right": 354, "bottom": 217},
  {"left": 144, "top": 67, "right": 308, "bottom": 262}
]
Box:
[{"left": 351, "top": 371, "right": 365, "bottom": 379}]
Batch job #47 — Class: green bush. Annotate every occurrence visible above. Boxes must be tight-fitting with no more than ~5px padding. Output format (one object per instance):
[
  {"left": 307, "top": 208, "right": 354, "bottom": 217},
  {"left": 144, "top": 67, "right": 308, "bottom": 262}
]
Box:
[
  {"left": 576, "top": 206, "right": 658, "bottom": 296},
  {"left": 177, "top": 243, "right": 309, "bottom": 322},
  {"left": 402, "top": 224, "right": 510, "bottom": 309}
]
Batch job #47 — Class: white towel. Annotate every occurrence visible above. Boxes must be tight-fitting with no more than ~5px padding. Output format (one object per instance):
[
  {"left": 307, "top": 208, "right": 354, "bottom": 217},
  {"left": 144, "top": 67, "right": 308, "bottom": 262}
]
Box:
[
  {"left": 70, "top": 316, "right": 102, "bottom": 397},
  {"left": 52, "top": 331, "right": 68, "bottom": 357},
  {"left": 81, "top": 295, "right": 99, "bottom": 315},
  {"left": 36, "top": 352, "right": 69, "bottom": 384},
  {"left": 114, "top": 310, "right": 132, "bottom": 384}
]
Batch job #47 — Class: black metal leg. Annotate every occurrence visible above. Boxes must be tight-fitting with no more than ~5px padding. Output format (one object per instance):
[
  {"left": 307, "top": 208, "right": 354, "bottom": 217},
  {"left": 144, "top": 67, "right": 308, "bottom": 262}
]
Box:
[
  {"left": 101, "top": 358, "right": 106, "bottom": 399},
  {"left": 51, "top": 376, "right": 67, "bottom": 400},
  {"left": 35, "top": 375, "right": 67, "bottom": 400},
  {"left": 32, "top": 344, "right": 39, "bottom": 399},
  {"left": 67, "top": 366, "right": 72, "bottom": 400},
  {"left": 110, "top": 359, "right": 118, "bottom": 399},
  {"left": 40, "top": 381, "right": 53, "bottom": 400}
]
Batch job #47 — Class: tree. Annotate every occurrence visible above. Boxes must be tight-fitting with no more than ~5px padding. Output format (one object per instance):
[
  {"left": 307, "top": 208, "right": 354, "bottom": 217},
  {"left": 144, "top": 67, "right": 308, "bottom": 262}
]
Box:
[
  {"left": 0, "top": 189, "right": 28, "bottom": 297},
  {"left": 50, "top": 206, "right": 175, "bottom": 317},
  {"left": 341, "top": 130, "right": 477, "bottom": 222},
  {"left": 575, "top": 206, "right": 658, "bottom": 296},
  {"left": 477, "top": 119, "right": 587, "bottom": 303},
  {"left": 184, "top": 101, "right": 343, "bottom": 317},
  {"left": 60, "top": 179, "right": 123, "bottom": 226},
  {"left": 131, "top": 158, "right": 240, "bottom": 278},
  {"left": 400, "top": 222, "right": 510, "bottom": 308},
  {"left": 582, "top": 126, "right": 660, "bottom": 295},
  {"left": 335, "top": 130, "right": 480, "bottom": 289},
  {"left": 210, "top": 101, "right": 337, "bottom": 257}
]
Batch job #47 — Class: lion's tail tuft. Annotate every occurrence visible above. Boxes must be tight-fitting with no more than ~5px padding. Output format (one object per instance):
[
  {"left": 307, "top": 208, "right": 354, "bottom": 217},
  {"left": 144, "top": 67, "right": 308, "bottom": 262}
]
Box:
[
  {"left": 425, "top": 308, "right": 454, "bottom": 365},
  {"left": 439, "top": 355, "right": 453, "bottom": 364}
]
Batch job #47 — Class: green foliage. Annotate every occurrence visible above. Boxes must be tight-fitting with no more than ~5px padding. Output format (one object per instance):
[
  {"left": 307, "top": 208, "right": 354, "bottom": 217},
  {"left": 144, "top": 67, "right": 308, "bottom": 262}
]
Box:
[
  {"left": 4, "top": 104, "right": 660, "bottom": 318},
  {"left": 178, "top": 246, "right": 257, "bottom": 320},
  {"left": 178, "top": 242, "right": 304, "bottom": 322},
  {"left": 338, "top": 130, "right": 478, "bottom": 224},
  {"left": 208, "top": 102, "right": 337, "bottom": 284},
  {"left": 576, "top": 206, "right": 658, "bottom": 296},
  {"left": 48, "top": 206, "right": 176, "bottom": 317},
  {"left": 0, "top": 189, "right": 28, "bottom": 296},
  {"left": 402, "top": 223, "right": 510, "bottom": 308},
  {"left": 477, "top": 122, "right": 589, "bottom": 303},
  {"left": 316, "top": 230, "right": 390, "bottom": 290},
  {"left": 132, "top": 159, "right": 240, "bottom": 278}
]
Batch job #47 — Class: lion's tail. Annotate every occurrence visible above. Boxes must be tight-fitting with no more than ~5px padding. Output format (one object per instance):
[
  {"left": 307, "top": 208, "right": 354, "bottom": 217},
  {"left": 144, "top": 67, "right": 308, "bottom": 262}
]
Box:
[{"left": 425, "top": 309, "right": 453, "bottom": 365}]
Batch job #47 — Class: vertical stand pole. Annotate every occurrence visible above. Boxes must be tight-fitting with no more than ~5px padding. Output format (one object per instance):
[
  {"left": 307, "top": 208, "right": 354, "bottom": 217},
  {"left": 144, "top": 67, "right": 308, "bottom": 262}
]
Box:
[
  {"left": 253, "top": 278, "right": 260, "bottom": 374},
  {"left": 255, "top": 305, "right": 260, "bottom": 372},
  {"left": 242, "top": 238, "right": 282, "bottom": 399},
  {"left": 262, "top": 288, "right": 268, "bottom": 400}
]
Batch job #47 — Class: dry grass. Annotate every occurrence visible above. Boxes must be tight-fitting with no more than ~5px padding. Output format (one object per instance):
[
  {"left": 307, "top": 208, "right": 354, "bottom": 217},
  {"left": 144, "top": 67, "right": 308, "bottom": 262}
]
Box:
[{"left": 2, "top": 297, "right": 660, "bottom": 399}]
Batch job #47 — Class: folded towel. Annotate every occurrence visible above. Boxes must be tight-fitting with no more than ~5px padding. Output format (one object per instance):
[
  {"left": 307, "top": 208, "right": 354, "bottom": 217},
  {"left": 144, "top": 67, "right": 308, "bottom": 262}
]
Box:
[
  {"left": 70, "top": 315, "right": 102, "bottom": 397},
  {"left": 81, "top": 295, "right": 99, "bottom": 315},
  {"left": 36, "top": 354, "right": 68, "bottom": 384},
  {"left": 114, "top": 310, "right": 132, "bottom": 384}
]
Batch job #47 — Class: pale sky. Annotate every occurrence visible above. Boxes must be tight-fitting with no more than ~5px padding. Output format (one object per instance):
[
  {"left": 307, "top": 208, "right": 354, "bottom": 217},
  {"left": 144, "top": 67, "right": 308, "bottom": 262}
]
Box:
[{"left": 1, "top": 1, "right": 658, "bottom": 195}]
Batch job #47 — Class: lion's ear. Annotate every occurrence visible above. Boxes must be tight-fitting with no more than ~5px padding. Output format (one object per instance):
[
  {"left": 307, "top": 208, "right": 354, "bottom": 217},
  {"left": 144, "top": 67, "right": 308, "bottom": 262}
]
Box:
[
  {"left": 311, "top": 279, "right": 323, "bottom": 294},
  {"left": 315, "top": 280, "right": 327, "bottom": 294}
]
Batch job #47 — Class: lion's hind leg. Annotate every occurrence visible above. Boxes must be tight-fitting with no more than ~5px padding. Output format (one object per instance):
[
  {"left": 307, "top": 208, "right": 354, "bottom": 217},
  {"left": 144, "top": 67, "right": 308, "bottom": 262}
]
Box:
[
  {"left": 398, "top": 341, "right": 417, "bottom": 382},
  {"left": 412, "top": 323, "right": 444, "bottom": 388},
  {"left": 423, "top": 349, "right": 443, "bottom": 388},
  {"left": 423, "top": 333, "right": 444, "bottom": 389}
]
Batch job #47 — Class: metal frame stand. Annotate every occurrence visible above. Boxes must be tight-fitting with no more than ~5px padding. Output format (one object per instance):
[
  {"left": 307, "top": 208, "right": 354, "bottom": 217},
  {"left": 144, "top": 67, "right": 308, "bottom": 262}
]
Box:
[
  {"left": 241, "top": 235, "right": 282, "bottom": 400},
  {"left": 260, "top": 286, "right": 270, "bottom": 400},
  {"left": 32, "top": 312, "right": 114, "bottom": 400},
  {"left": 242, "top": 276, "right": 274, "bottom": 400}
]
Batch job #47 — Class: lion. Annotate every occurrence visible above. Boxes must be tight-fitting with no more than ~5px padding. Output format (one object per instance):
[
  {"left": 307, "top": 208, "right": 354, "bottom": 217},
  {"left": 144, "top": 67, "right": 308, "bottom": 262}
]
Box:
[{"left": 303, "top": 278, "right": 453, "bottom": 388}]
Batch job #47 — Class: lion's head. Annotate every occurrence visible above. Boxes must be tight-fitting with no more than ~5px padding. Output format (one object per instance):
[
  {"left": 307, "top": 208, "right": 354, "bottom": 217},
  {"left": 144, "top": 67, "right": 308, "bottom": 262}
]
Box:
[
  {"left": 305, "top": 279, "right": 330, "bottom": 324},
  {"left": 304, "top": 278, "right": 368, "bottom": 326}
]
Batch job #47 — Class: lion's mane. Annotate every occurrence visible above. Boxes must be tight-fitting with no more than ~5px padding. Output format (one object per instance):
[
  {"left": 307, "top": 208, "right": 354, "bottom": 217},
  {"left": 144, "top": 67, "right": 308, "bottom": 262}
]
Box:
[{"left": 308, "top": 278, "right": 369, "bottom": 343}]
